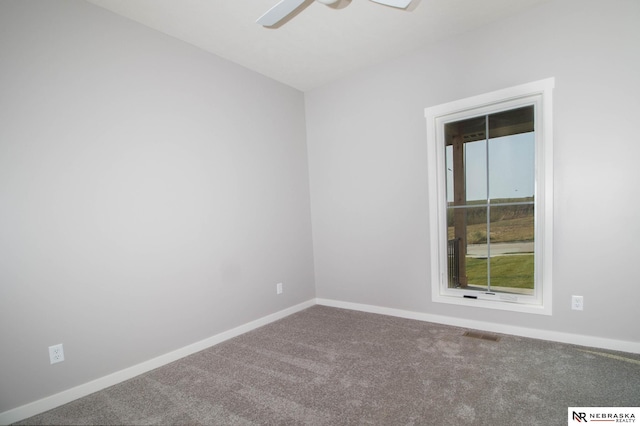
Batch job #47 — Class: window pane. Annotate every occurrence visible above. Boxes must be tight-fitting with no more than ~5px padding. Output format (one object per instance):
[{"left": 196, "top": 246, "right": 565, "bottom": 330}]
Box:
[
  {"left": 488, "top": 106, "right": 534, "bottom": 139},
  {"left": 447, "top": 206, "right": 488, "bottom": 290},
  {"left": 464, "top": 204, "right": 488, "bottom": 290},
  {"left": 489, "top": 204, "right": 535, "bottom": 244},
  {"left": 445, "top": 116, "right": 486, "bottom": 206},
  {"left": 488, "top": 105, "right": 535, "bottom": 202},
  {"left": 446, "top": 206, "right": 461, "bottom": 288},
  {"left": 465, "top": 140, "right": 487, "bottom": 203},
  {"left": 488, "top": 132, "right": 535, "bottom": 201},
  {"left": 488, "top": 254, "right": 534, "bottom": 295},
  {"left": 446, "top": 145, "right": 453, "bottom": 204},
  {"left": 465, "top": 257, "right": 488, "bottom": 291},
  {"left": 488, "top": 204, "right": 534, "bottom": 295}
]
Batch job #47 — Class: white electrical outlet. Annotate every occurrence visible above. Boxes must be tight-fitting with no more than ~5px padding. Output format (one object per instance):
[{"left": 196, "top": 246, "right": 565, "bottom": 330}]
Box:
[
  {"left": 276, "top": 282, "right": 283, "bottom": 295},
  {"left": 572, "top": 295, "right": 584, "bottom": 311},
  {"left": 49, "top": 343, "right": 65, "bottom": 364}
]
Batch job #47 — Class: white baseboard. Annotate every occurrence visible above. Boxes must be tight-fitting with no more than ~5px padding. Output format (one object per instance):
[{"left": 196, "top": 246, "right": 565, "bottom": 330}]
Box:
[
  {"left": 0, "top": 299, "right": 315, "bottom": 426},
  {"left": 4, "top": 297, "right": 638, "bottom": 425},
  {"left": 316, "top": 298, "right": 640, "bottom": 354}
]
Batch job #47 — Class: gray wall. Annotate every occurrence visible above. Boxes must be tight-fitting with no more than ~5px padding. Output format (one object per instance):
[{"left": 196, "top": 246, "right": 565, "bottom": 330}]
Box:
[
  {"left": 0, "top": 0, "right": 315, "bottom": 412},
  {"left": 306, "top": 0, "right": 640, "bottom": 341}
]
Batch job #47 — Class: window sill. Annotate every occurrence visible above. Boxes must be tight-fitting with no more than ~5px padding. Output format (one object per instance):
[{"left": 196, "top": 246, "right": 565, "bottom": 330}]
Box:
[{"left": 432, "top": 291, "right": 552, "bottom": 315}]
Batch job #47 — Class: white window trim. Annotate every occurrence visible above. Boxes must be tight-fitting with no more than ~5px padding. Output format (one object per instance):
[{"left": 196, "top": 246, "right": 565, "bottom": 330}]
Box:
[{"left": 425, "top": 78, "right": 554, "bottom": 315}]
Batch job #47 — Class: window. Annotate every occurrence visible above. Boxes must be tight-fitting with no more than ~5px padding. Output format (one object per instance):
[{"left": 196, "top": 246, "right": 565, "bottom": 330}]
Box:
[{"left": 425, "top": 78, "right": 554, "bottom": 314}]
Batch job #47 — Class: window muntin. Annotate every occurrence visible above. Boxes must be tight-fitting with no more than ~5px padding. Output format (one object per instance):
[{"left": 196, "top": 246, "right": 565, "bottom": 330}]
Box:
[{"left": 425, "top": 78, "right": 554, "bottom": 315}]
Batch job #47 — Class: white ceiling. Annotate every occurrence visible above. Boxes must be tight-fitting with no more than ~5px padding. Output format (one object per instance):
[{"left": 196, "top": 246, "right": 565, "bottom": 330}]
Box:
[{"left": 86, "top": 0, "right": 549, "bottom": 92}]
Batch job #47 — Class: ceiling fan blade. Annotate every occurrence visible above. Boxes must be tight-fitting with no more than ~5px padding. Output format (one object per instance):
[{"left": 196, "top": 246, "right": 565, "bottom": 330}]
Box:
[
  {"left": 369, "top": 0, "right": 412, "bottom": 8},
  {"left": 257, "top": 0, "right": 307, "bottom": 26}
]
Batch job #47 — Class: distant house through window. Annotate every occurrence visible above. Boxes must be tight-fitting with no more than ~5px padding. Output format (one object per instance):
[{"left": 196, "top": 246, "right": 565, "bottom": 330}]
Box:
[{"left": 425, "top": 79, "right": 554, "bottom": 314}]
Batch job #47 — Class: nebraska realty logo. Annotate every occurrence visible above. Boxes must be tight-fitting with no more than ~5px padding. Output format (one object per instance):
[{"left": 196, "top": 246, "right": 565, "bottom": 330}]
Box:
[{"left": 569, "top": 407, "right": 639, "bottom": 423}]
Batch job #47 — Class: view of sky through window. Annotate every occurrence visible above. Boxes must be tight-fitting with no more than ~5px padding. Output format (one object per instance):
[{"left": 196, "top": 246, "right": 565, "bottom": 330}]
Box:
[{"left": 446, "top": 132, "right": 535, "bottom": 203}]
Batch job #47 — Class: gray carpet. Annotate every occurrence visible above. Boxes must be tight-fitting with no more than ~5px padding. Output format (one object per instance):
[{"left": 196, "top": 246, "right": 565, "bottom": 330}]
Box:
[{"left": 15, "top": 306, "right": 640, "bottom": 425}]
